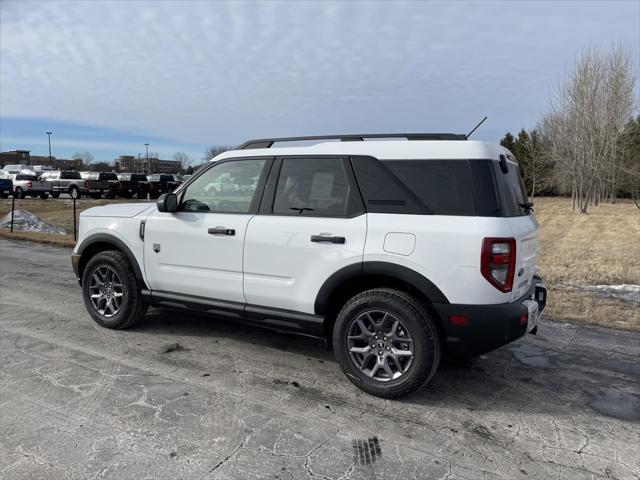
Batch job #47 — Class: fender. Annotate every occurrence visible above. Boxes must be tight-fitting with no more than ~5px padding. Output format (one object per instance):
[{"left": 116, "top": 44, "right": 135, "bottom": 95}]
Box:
[
  {"left": 314, "top": 261, "right": 449, "bottom": 315},
  {"left": 76, "top": 233, "right": 145, "bottom": 285}
]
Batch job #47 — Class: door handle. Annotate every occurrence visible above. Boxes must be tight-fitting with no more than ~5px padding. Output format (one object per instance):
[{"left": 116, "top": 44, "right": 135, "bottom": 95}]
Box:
[
  {"left": 311, "top": 235, "right": 345, "bottom": 244},
  {"left": 208, "top": 227, "right": 235, "bottom": 236}
]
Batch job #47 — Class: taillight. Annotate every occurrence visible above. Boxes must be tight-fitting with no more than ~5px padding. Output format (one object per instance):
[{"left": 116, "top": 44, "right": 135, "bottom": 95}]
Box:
[
  {"left": 481, "top": 238, "right": 516, "bottom": 292},
  {"left": 27, "top": 181, "right": 32, "bottom": 188}
]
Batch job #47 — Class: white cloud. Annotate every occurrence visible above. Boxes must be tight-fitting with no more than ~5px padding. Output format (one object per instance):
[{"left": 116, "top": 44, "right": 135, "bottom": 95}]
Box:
[{"left": 1, "top": 0, "right": 638, "bottom": 144}]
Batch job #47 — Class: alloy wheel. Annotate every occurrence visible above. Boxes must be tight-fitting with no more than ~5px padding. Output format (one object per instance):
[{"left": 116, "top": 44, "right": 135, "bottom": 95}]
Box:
[
  {"left": 88, "top": 265, "right": 124, "bottom": 317},
  {"left": 346, "top": 310, "right": 414, "bottom": 382}
]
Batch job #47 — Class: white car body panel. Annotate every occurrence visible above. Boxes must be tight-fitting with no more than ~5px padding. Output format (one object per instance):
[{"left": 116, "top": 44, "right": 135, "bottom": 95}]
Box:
[
  {"left": 142, "top": 211, "right": 251, "bottom": 303},
  {"left": 243, "top": 214, "right": 367, "bottom": 313}
]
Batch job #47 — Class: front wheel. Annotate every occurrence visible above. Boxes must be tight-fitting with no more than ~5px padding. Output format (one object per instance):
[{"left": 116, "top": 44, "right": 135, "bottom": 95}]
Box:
[
  {"left": 81, "top": 250, "right": 147, "bottom": 329},
  {"left": 51, "top": 191, "right": 60, "bottom": 198},
  {"left": 333, "top": 288, "right": 441, "bottom": 398}
]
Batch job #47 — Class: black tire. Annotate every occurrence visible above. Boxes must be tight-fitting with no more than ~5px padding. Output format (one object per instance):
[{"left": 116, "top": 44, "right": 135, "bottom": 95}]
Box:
[
  {"left": 0, "top": 192, "right": 7, "bottom": 199},
  {"left": 333, "top": 288, "right": 441, "bottom": 398},
  {"left": 69, "top": 186, "right": 79, "bottom": 199},
  {"left": 51, "top": 192, "right": 60, "bottom": 199},
  {"left": 40, "top": 193, "right": 49, "bottom": 199},
  {"left": 81, "top": 250, "right": 147, "bottom": 329},
  {"left": 14, "top": 187, "right": 24, "bottom": 199}
]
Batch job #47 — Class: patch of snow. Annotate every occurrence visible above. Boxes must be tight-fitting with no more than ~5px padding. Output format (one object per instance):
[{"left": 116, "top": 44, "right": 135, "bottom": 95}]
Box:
[
  {"left": 0, "top": 209, "right": 66, "bottom": 235},
  {"left": 575, "top": 284, "right": 640, "bottom": 305}
]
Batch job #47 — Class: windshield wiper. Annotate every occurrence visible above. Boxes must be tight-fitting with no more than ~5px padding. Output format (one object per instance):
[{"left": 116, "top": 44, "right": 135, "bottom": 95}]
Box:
[{"left": 519, "top": 201, "right": 534, "bottom": 212}]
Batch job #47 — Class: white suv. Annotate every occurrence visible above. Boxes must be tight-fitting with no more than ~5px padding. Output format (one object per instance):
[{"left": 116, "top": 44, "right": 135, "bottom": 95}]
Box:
[{"left": 72, "top": 133, "right": 547, "bottom": 398}]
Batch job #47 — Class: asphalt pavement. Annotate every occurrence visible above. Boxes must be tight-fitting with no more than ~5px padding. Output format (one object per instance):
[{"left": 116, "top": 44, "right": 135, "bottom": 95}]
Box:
[{"left": 0, "top": 239, "right": 638, "bottom": 479}]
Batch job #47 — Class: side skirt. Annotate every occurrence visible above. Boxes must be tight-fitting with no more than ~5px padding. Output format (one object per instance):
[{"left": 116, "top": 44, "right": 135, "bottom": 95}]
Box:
[{"left": 142, "top": 289, "right": 325, "bottom": 339}]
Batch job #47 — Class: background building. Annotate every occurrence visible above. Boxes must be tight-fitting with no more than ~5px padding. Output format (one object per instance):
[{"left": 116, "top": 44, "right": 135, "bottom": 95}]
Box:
[
  {"left": 0, "top": 150, "right": 83, "bottom": 170},
  {"left": 115, "top": 155, "right": 180, "bottom": 173}
]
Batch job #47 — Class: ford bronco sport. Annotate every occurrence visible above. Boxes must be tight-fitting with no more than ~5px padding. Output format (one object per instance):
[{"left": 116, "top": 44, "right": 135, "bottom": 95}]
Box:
[{"left": 72, "top": 133, "right": 547, "bottom": 398}]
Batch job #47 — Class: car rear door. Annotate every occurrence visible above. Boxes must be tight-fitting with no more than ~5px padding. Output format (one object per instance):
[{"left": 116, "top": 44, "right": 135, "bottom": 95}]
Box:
[
  {"left": 243, "top": 156, "right": 367, "bottom": 315},
  {"left": 143, "top": 157, "right": 271, "bottom": 303}
]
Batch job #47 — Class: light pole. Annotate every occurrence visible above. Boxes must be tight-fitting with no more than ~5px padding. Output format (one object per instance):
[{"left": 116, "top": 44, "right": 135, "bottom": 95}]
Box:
[
  {"left": 46, "top": 132, "right": 52, "bottom": 166},
  {"left": 144, "top": 143, "right": 150, "bottom": 173},
  {"left": 137, "top": 153, "right": 142, "bottom": 173}
]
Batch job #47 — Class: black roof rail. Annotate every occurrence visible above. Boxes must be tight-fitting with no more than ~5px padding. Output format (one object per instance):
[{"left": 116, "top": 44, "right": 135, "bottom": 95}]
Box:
[{"left": 238, "top": 133, "right": 467, "bottom": 150}]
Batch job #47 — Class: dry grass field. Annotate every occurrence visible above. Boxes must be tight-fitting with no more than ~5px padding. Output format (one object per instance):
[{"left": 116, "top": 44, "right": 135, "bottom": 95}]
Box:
[
  {"left": 534, "top": 197, "right": 640, "bottom": 330},
  {"left": 1, "top": 196, "right": 638, "bottom": 330}
]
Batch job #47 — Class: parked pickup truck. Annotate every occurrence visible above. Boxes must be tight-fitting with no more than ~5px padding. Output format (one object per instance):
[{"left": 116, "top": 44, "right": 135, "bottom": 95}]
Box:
[
  {"left": 145, "top": 174, "right": 181, "bottom": 198},
  {"left": 80, "top": 172, "right": 119, "bottom": 198},
  {"left": 0, "top": 171, "right": 12, "bottom": 198},
  {"left": 41, "top": 170, "right": 88, "bottom": 198},
  {"left": 116, "top": 173, "right": 149, "bottom": 198},
  {"left": 10, "top": 173, "right": 51, "bottom": 199}
]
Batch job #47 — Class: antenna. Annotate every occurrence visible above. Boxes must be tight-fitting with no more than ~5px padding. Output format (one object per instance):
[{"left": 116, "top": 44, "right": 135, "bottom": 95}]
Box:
[{"left": 466, "top": 116, "right": 488, "bottom": 139}]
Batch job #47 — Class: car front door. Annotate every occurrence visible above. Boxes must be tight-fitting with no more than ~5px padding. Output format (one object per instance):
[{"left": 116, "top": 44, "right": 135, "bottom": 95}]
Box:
[
  {"left": 143, "top": 157, "right": 271, "bottom": 302},
  {"left": 243, "top": 156, "right": 367, "bottom": 315}
]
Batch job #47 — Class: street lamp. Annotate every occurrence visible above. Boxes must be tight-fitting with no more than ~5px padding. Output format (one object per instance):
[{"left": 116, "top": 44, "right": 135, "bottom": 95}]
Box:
[
  {"left": 46, "top": 132, "right": 52, "bottom": 166},
  {"left": 144, "top": 143, "right": 150, "bottom": 173}
]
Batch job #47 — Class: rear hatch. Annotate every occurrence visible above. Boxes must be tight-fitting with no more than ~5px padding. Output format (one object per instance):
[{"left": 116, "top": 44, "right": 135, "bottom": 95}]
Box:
[{"left": 493, "top": 160, "right": 539, "bottom": 301}]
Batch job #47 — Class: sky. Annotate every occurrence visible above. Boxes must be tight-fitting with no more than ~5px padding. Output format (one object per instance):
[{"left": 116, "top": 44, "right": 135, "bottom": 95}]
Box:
[{"left": 1, "top": 0, "right": 638, "bottom": 163}]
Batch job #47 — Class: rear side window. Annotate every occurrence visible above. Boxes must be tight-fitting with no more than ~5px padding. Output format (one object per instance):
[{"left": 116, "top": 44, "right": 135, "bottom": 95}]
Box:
[
  {"left": 381, "top": 160, "right": 476, "bottom": 216},
  {"left": 61, "top": 171, "right": 81, "bottom": 179},
  {"left": 273, "top": 157, "right": 358, "bottom": 217},
  {"left": 498, "top": 162, "right": 530, "bottom": 216}
]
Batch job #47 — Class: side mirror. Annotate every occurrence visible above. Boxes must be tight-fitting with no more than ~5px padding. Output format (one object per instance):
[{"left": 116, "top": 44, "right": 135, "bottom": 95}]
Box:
[{"left": 157, "top": 193, "right": 178, "bottom": 212}]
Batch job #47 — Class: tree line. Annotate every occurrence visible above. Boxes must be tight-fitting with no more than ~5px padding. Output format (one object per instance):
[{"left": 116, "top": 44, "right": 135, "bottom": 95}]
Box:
[{"left": 500, "top": 45, "right": 639, "bottom": 212}]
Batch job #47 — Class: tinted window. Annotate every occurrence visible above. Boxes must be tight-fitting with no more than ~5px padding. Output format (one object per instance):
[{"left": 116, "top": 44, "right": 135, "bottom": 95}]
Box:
[
  {"left": 350, "top": 156, "right": 423, "bottom": 214},
  {"left": 181, "top": 159, "right": 266, "bottom": 213},
  {"left": 61, "top": 171, "right": 81, "bottom": 179},
  {"left": 468, "top": 160, "right": 501, "bottom": 216},
  {"left": 495, "top": 162, "right": 530, "bottom": 216},
  {"left": 273, "top": 158, "right": 354, "bottom": 216},
  {"left": 131, "top": 174, "right": 147, "bottom": 182},
  {"left": 16, "top": 175, "right": 37, "bottom": 181},
  {"left": 99, "top": 173, "right": 118, "bottom": 181},
  {"left": 382, "top": 160, "right": 476, "bottom": 216}
]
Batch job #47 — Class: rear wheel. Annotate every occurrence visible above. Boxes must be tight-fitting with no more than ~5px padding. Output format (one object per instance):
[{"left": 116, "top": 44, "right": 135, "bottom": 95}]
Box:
[
  {"left": 40, "top": 192, "right": 49, "bottom": 199},
  {"left": 51, "top": 192, "right": 60, "bottom": 198},
  {"left": 82, "top": 251, "right": 147, "bottom": 329},
  {"left": 69, "top": 186, "right": 79, "bottom": 198},
  {"left": 333, "top": 288, "right": 441, "bottom": 398},
  {"left": 14, "top": 187, "right": 24, "bottom": 199}
]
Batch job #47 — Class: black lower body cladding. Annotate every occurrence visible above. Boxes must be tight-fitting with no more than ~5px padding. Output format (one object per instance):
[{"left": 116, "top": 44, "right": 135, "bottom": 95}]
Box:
[{"left": 433, "top": 280, "right": 547, "bottom": 357}]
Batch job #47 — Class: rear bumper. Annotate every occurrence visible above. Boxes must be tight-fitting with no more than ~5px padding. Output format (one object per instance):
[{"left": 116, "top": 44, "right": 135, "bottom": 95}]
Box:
[{"left": 433, "top": 277, "right": 547, "bottom": 357}]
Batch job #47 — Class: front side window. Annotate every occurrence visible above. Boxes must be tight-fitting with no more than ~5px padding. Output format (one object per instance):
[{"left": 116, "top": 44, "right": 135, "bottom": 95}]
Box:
[
  {"left": 273, "top": 158, "right": 353, "bottom": 216},
  {"left": 180, "top": 159, "right": 266, "bottom": 213}
]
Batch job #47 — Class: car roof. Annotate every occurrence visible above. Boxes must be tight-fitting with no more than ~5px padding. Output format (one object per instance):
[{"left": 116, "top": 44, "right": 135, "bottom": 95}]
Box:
[{"left": 213, "top": 140, "right": 512, "bottom": 162}]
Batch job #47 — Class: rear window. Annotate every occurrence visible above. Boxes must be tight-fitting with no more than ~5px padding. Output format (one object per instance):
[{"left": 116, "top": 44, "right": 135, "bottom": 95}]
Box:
[
  {"left": 100, "top": 173, "right": 118, "bottom": 181},
  {"left": 381, "top": 160, "right": 476, "bottom": 216},
  {"left": 469, "top": 160, "right": 529, "bottom": 217}
]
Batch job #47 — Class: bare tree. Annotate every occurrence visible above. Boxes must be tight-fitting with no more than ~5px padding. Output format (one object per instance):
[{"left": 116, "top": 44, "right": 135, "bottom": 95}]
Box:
[
  {"left": 204, "top": 145, "right": 234, "bottom": 161},
  {"left": 173, "top": 151, "right": 191, "bottom": 173},
  {"left": 541, "top": 44, "right": 636, "bottom": 213},
  {"left": 72, "top": 152, "right": 95, "bottom": 169}
]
